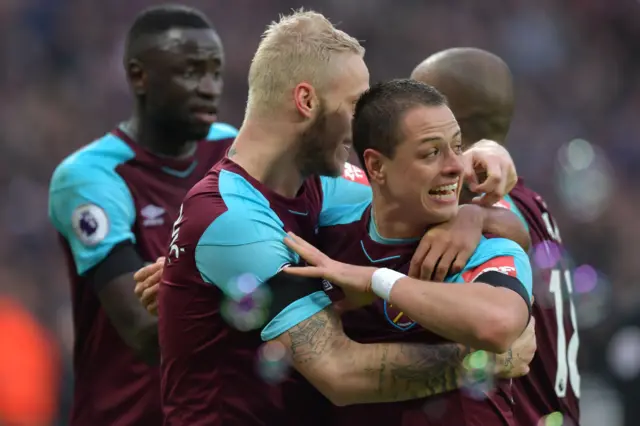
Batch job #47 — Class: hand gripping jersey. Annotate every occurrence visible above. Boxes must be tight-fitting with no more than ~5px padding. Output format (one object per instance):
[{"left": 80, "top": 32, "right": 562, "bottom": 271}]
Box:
[
  {"left": 312, "top": 202, "right": 533, "bottom": 426},
  {"left": 48, "top": 123, "right": 237, "bottom": 426},
  {"left": 158, "top": 159, "right": 371, "bottom": 426},
  {"left": 504, "top": 179, "right": 580, "bottom": 426}
]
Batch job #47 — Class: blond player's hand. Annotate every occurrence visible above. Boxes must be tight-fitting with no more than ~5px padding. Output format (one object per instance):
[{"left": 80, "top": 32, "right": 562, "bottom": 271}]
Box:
[
  {"left": 409, "top": 204, "right": 484, "bottom": 281},
  {"left": 283, "top": 232, "right": 377, "bottom": 308},
  {"left": 495, "top": 316, "right": 537, "bottom": 378},
  {"left": 133, "top": 257, "right": 165, "bottom": 316},
  {"left": 462, "top": 139, "right": 517, "bottom": 206}
]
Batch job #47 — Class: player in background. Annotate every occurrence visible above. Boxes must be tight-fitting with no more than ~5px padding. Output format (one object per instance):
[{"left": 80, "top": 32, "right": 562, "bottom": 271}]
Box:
[
  {"left": 156, "top": 10, "right": 521, "bottom": 426},
  {"left": 47, "top": 6, "right": 237, "bottom": 426},
  {"left": 284, "top": 79, "right": 534, "bottom": 425},
  {"left": 412, "top": 48, "right": 580, "bottom": 425}
]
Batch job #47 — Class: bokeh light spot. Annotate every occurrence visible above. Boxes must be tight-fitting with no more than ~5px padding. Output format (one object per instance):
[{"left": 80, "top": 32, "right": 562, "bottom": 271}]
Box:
[
  {"left": 533, "top": 242, "right": 561, "bottom": 269},
  {"left": 221, "top": 274, "right": 272, "bottom": 332},
  {"left": 555, "top": 139, "right": 614, "bottom": 223},
  {"left": 565, "top": 139, "right": 594, "bottom": 171},
  {"left": 572, "top": 264, "right": 597, "bottom": 294},
  {"left": 461, "top": 350, "right": 495, "bottom": 400},
  {"left": 256, "top": 341, "right": 291, "bottom": 385},
  {"left": 537, "top": 411, "right": 564, "bottom": 426}
]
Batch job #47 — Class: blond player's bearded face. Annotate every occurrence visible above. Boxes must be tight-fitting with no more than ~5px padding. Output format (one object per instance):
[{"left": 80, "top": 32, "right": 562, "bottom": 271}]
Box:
[
  {"left": 297, "top": 99, "right": 351, "bottom": 177},
  {"left": 297, "top": 54, "right": 370, "bottom": 177}
]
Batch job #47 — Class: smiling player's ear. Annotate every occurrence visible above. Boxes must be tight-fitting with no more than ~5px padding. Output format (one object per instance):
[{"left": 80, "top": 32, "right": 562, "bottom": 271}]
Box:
[{"left": 362, "top": 148, "right": 386, "bottom": 184}]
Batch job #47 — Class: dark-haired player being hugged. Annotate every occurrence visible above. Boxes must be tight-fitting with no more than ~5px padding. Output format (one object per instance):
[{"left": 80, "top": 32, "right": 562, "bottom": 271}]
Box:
[
  {"left": 284, "top": 79, "right": 534, "bottom": 425},
  {"left": 48, "top": 6, "right": 236, "bottom": 425},
  {"left": 412, "top": 48, "right": 580, "bottom": 425}
]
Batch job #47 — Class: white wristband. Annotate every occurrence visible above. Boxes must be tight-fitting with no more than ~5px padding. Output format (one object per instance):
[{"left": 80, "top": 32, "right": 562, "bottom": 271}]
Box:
[{"left": 371, "top": 268, "right": 406, "bottom": 302}]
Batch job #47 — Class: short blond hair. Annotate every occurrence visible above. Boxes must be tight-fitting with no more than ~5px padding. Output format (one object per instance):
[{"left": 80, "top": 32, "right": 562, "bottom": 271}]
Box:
[{"left": 247, "top": 9, "right": 364, "bottom": 113}]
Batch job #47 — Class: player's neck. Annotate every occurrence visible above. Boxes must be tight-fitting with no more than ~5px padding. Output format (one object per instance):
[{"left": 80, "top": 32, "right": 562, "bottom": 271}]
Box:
[
  {"left": 125, "top": 117, "right": 196, "bottom": 158},
  {"left": 230, "top": 117, "right": 304, "bottom": 198},
  {"left": 371, "top": 189, "right": 428, "bottom": 240}
]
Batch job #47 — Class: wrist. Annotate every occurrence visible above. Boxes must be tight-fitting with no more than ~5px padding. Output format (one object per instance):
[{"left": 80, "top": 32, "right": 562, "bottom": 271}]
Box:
[{"left": 371, "top": 268, "right": 406, "bottom": 302}]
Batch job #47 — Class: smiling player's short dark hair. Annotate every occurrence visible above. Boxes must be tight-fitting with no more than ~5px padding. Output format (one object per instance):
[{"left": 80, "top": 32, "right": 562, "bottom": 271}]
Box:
[
  {"left": 352, "top": 79, "right": 448, "bottom": 172},
  {"left": 125, "top": 5, "right": 214, "bottom": 61}
]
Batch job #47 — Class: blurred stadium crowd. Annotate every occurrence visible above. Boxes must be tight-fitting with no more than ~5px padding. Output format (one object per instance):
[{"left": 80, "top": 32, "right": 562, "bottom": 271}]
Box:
[{"left": 1, "top": 0, "right": 639, "bottom": 424}]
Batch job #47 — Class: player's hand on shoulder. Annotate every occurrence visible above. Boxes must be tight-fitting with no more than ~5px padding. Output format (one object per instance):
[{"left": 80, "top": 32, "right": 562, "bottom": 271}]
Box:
[
  {"left": 283, "top": 232, "right": 377, "bottom": 299},
  {"left": 133, "top": 257, "right": 165, "bottom": 316},
  {"left": 409, "top": 204, "right": 484, "bottom": 281},
  {"left": 494, "top": 316, "right": 537, "bottom": 378},
  {"left": 463, "top": 139, "right": 517, "bottom": 206}
]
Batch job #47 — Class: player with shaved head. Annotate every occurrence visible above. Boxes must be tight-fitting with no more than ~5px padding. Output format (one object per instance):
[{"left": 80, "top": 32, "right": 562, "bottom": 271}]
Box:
[{"left": 412, "top": 47, "right": 580, "bottom": 426}]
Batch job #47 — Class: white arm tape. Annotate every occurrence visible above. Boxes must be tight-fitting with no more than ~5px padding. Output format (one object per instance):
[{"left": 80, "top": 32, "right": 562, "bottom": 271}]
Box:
[{"left": 371, "top": 268, "right": 406, "bottom": 302}]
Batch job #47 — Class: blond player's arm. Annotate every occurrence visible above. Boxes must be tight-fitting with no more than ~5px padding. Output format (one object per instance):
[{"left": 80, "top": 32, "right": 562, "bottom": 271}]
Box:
[{"left": 274, "top": 307, "right": 469, "bottom": 406}]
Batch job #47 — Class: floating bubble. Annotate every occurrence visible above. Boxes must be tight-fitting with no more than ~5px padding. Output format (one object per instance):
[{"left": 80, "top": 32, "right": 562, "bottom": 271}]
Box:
[
  {"left": 572, "top": 264, "right": 598, "bottom": 294},
  {"left": 564, "top": 139, "right": 595, "bottom": 171},
  {"left": 256, "top": 341, "right": 291, "bottom": 385},
  {"left": 555, "top": 139, "right": 615, "bottom": 223},
  {"left": 537, "top": 411, "right": 564, "bottom": 426},
  {"left": 580, "top": 373, "right": 624, "bottom": 426},
  {"left": 533, "top": 241, "right": 562, "bottom": 269},
  {"left": 607, "top": 326, "right": 640, "bottom": 381},
  {"left": 225, "top": 273, "right": 261, "bottom": 301},
  {"left": 466, "top": 350, "right": 490, "bottom": 370},
  {"left": 220, "top": 274, "right": 272, "bottom": 332},
  {"left": 574, "top": 271, "right": 611, "bottom": 330},
  {"left": 461, "top": 351, "right": 495, "bottom": 400}
]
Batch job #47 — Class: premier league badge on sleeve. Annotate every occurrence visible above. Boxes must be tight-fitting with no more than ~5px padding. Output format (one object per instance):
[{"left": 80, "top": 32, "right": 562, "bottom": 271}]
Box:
[{"left": 72, "top": 204, "right": 109, "bottom": 246}]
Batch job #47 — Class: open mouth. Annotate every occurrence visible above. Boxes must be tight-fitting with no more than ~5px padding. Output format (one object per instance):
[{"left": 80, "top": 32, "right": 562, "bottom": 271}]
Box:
[{"left": 428, "top": 182, "right": 458, "bottom": 202}]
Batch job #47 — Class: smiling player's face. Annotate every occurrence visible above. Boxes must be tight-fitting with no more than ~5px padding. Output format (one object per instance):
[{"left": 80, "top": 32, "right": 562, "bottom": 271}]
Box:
[
  {"left": 382, "top": 105, "right": 464, "bottom": 225},
  {"left": 143, "top": 28, "right": 224, "bottom": 141}
]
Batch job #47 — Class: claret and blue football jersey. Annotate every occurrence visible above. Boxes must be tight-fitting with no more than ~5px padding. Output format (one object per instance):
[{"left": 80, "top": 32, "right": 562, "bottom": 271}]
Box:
[{"left": 48, "top": 123, "right": 237, "bottom": 426}]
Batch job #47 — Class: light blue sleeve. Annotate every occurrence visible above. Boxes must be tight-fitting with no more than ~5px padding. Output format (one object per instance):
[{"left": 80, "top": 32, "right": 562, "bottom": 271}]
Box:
[
  {"left": 194, "top": 210, "right": 331, "bottom": 341},
  {"left": 319, "top": 163, "right": 372, "bottom": 227},
  {"left": 207, "top": 122, "right": 238, "bottom": 141},
  {"left": 48, "top": 164, "right": 136, "bottom": 275}
]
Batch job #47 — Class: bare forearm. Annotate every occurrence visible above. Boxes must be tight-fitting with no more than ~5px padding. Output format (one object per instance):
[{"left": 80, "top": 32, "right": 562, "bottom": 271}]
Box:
[
  {"left": 280, "top": 309, "right": 469, "bottom": 405},
  {"left": 389, "top": 279, "right": 524, "bottom": 352},
  {"left": 481, "top": 206, "right": 530, "bottom": 251},
  {"left": 338, "top": 340, "right": 469, "bottom": 404}
]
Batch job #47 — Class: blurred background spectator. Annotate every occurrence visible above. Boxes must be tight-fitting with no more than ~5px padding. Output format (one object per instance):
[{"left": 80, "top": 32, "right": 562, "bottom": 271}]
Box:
[{"left": 1, "top": 0, "right": 638, "bottom": 424}]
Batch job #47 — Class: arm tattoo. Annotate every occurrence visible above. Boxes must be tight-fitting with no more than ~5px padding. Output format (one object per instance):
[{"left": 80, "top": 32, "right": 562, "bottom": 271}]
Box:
[
  {"left": 382, "top": 342, "right": 470, "bottom": 400},
  {"left": 228, "top": 146, "right": 236, "bottom": 158},
  {"left": 503, "top": 348, "right": 514, "bottom": 371},
  {"left": 287, "top": 313, "right": 335, "bottom": 365},
  {"left": 284, "top": 308, "right": 472, "bottom": 404}
]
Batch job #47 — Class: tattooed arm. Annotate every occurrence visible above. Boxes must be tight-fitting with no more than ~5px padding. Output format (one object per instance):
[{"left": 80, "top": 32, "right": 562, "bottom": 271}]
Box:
[{"left": 274, "top": 307, "right": 470, "bottom": 406}]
